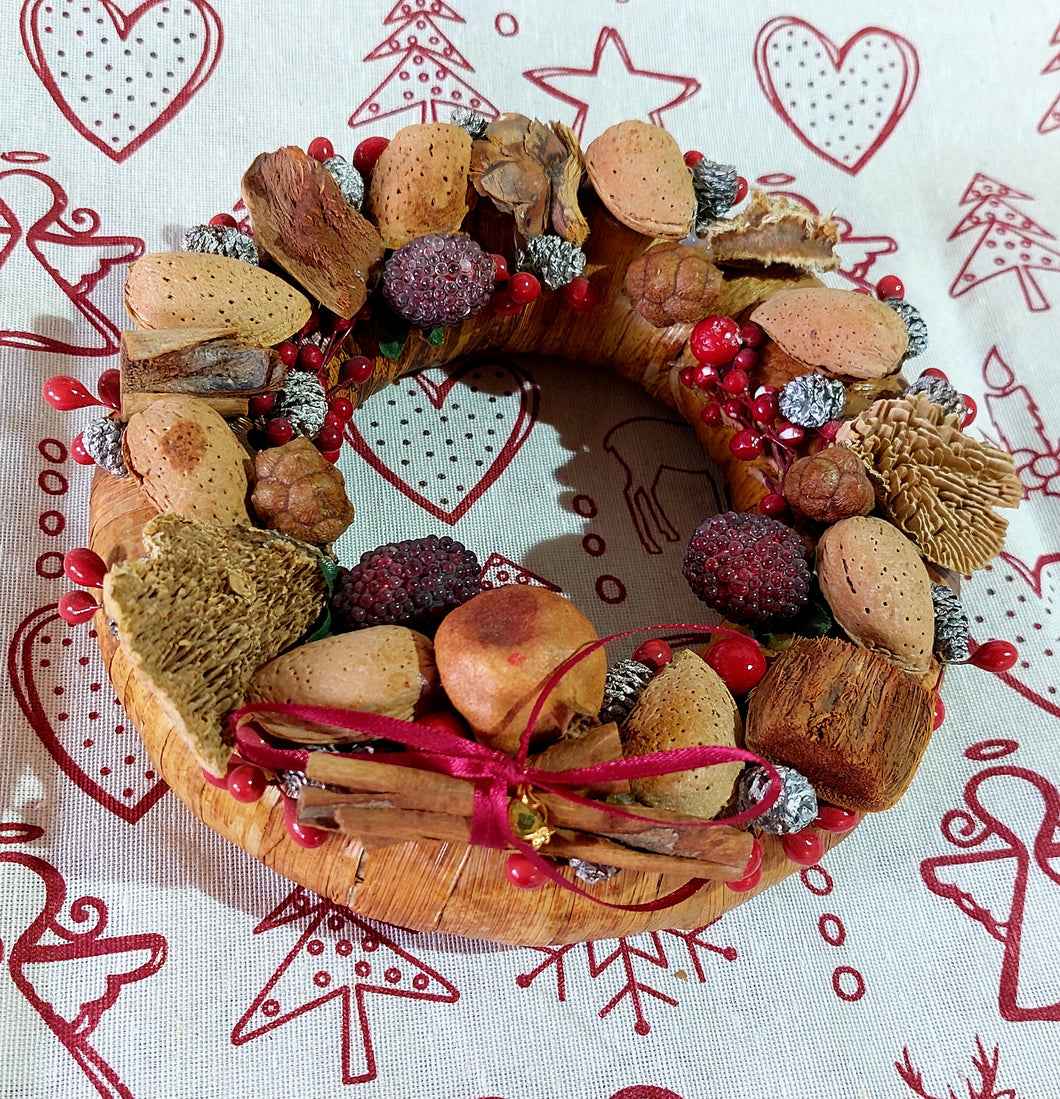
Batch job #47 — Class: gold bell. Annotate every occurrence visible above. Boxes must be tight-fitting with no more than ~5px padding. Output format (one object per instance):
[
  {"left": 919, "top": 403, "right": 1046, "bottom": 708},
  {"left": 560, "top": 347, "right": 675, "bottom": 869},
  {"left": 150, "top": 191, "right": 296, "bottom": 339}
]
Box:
[{"left": 508, "top": 786, "right": 554, "bottom": 850}]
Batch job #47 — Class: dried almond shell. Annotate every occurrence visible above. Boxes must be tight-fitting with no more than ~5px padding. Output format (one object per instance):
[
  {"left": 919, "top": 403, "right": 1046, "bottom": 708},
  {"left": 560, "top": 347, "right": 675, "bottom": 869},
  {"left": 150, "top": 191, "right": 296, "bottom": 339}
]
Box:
[{"left": 124, "top": 252, "right": 311, "bottom": 346}]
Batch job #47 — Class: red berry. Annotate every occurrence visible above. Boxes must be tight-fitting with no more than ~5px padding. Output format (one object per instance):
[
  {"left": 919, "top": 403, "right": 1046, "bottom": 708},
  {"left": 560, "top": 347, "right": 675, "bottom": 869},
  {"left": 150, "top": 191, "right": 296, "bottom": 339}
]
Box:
[
  {"left": 96, "top": 368, "right": 121, "bottom": 410},
  {"left": 299, "top": 311, "right": 320, "bottom": 338},
  {"left": 352, "top": 135, "right": 389, "bottom": 173},
  {"left": 726, "top": 864, "right": 762, "bottom": 893},
  {"left": 277, "top": 342, "right": 299, "bottom": 367},
  {"left": 853, "top": 287, "right": 872, "bottom": 295},
  {"left": 738, "top": 322, "right": 765, "bottom": 348},
  {"left": 933, "top": 693, "right": 945, "bottom": 729},
  {"left": 679, "top": 366, "right": 696, "bottom": 388},
  {"left": 876, "top": 274, "right": 905, "bottom": 300},
  {"left": 58, "top": 590, "right": 98, "bottom": 625},
  {"left": 328, "top": 396, "right": 354, "bottom": 422},
  {"left": 63, "top": 547, "right": 107, "bottom": 588},
  {"left": 751, "top": 393, "right": 779, "bottom": 423},
  {"left": 782, "top": 829, "right": 824, "bottom": 866},
  {"left": 324, "top": 411, "right": 344, "bottom": 432},
  {"left": 814, "top": 805, "right": 859, "bottom": 833},
  {"left": 722, "top": 398, "right": 745, "bottom": 420},
  {"left": 777, "top": 422, "right": 805, "bottom": 444},
  {"left": 283, "top": 795, "right": 329, "bottom": 848},
  {"left": 508, "top": 272, "right": 541, "bottom": 305},
  {"left": 340, "top": 355, "right": 374, "bottom": 385},
  {"left": 492, "top": 290, "right": 523, "bottom": 315},
  {"left": 306, "top": 136, "right": 334, "bottom": 162},
  {"left": 690, "top": 316, "right": 742, "bottom": 366},
  {"left": 730, "top": 429, "right": 763, "bottom": 460},
  {"left": 504, "top": 853, "right": 547, "bottom": 889},
  {"left": 684, "top": 149, "right": 705, "bottom": 167},
  {"left": 317, "top": 425, "right": 343, "bottom": 452},
  {"left": 759, "top": 492, "right": 787, "bottom": 519},
  {"left": 632, "top": 638, "right": 673, "bottom": 672},
  {"left": 561, "top": 276, "right": 597, "bottom": 311},
  {"left": 331, "top": 315, "right": 352, "bottom": 334},
  {"left": 321, "top": 449, "right": 341, "bottom": 465},
  {"left": 920, "top": 367, "right": 948, "bottom": 381},
  {"left": 418, "top": 710, "right": 472, "bottom": 738},
  {"left": 732, "top": 348, "right": 758, "bottom": 372},
  {"left": 734, "top": 176, "right": 748, "bottom": 204},
  {"left": 208, "top": 212, "right": 238, "bottom": 228},
  {"left": 298, "top": 344, "right": 324, "bottom": 371},
  {"left": 703, "top": 636, "right": 767, "bottom": 694},
  {"left": 969, "top": 640, "right": 1019, "bottom": 673},
  {"left": 265, "top": 418, "right": 294, "bottom": 446},
  {"left": 692, "top": 363, "right": 718, "bottom": 389},
  {"left": 962, "top": 394, "right": 977, "bottom": 428},
  {"left": 817, "top": 420, "right": 841, "bottom": 442},
  {"left": 721, "top": 368, "right": 749, "bottom": 395},
  {"left": 227, "top": 763, "right": 268, "bottom": 803},
  {"left": 490, "top": 254, "right": 509, "bottom": 282},
  {"left": 249, "top": 393, "right": 275, "bottom": 417},
  {"left": 70, "top": 434, "right": 95, "bottom": 465},
  {"left": 700, "top": 402, "right": 723, "bottom": 427},
  {"left": 43, "top": 375, "right": 103, "bottom": 411},
  {"left": 743, "top": 835, "right": 763, "bottom": 877}
]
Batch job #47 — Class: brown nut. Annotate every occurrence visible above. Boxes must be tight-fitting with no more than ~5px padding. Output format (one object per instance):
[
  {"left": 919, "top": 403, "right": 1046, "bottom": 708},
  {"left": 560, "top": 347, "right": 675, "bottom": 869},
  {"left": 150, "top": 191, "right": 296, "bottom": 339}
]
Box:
[
  {"left": 782, "top": 446, "right": 875, "bottom": 524},
  {"left": 252, "top": 437, "right": 354, "bottom": 544},
  {"left": 623, "top": 242, "right": 722, "bottom": 327}
]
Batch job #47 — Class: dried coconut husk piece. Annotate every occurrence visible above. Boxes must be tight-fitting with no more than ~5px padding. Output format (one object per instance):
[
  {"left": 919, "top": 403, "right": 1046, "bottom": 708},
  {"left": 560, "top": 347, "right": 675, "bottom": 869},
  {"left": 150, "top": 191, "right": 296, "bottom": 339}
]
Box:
[
  {"left": 368, "top": 123, "right": 472, "bottom": 249},
  {"left": 709, "top": 191, "right": 840, "bottom": 271},
  {"left": 837, "top": 394, "right": 1022, "bottom": 572},
  {"left": 102, "top": 513, "right": 328, "bottom": 776},
  {"left": 241, "top": 146, "right": 384, "bottom": 318},
  {"left": 585, "top": 120, "right": 695, "bottom": 239},
  {"left": 745, "top": 637, "right": 934, "bottom": 812}
]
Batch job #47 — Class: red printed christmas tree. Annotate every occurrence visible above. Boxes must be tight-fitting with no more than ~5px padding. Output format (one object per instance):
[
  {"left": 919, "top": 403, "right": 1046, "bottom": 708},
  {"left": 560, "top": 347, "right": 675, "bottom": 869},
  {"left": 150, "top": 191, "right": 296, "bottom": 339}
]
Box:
[
  {"left": 1039, "top": 22, "right": 1060, "bottom": 134},
  {"left": 949, "top": 174, "right": 1060, "bottom": 312},
  {"left": 348, "top": 0, "right": 498, "bottom": 130}
]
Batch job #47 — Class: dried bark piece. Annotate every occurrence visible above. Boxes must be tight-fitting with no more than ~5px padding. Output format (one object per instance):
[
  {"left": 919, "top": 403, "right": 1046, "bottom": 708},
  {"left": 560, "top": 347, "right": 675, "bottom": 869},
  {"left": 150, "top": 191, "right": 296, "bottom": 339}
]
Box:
[
  {"left": 623, "top": 242, "right": 722, "bottom": 327},
  {"left": 241, "top": 146, "right": 384, "bottom": 318},
  {"left": 621, "top": 650, "right": 742, "bottom": 819},
  {"left": 122, "top": 395, "right": 252, "bottom": 525},
  {"left": 124, "top": 252, "right": 311, "bottom": 346},
  {"left": 815, "top": 516, "right": 934, "bottom": 675},
  {"left": 368, "top": 122, "right": 472, "bottom": 249},
  {"left": 585, "top": 120, "right": 695, "bottom": 239},
  {"left": 745, "top": 637, "right": 934, "bottom": 811},
  {"left": 102, "top": 514, "right": 328, "bottom": 775},
  {"left": 750, "top": 286, "right": 909, "bottom": 379},
  {"left": 837, "top": 394, "right": 1022, "bottom": 572},
  {"left": 251, "top": 437, "right": 354, "bottom": 544},
  {"left": 709, "top": 191, "right": 840, "bottom": 271}
]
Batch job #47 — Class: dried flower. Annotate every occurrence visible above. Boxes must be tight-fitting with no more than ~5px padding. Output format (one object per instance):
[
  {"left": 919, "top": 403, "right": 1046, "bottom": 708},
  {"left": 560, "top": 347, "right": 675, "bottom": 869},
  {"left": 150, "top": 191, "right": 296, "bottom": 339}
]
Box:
[
  {"left": 779, "top": 373, "right": 847, "bottom": 428},
  {"left": 82, "top": 415, "right": 128, "bottom": 476},
  {"left": 737, "top": 764, "right": 817, "bottom": 835},
  {"left": 884, "top": 298, "right": 928, "bottom": 359},
  {"left": 932, "top": 584, "right": 971, "bottom": 663},
  {"left": 600, "top": 659, "right": 654, "bottom": 726},
  {"left": 323, "top": 154, "right": 365, "bottom": 210},
  {"left": 182, "top": 223, "right": 259, "bottom": 265},
  {"left": 903, "top": 375, "right": 966, "bottom": 419},
  {"left": 518, "top": 234, "right": 586, "bottom": 289},
  {"left": 691, "top": 158, "right": 739, "bottom": 233}
]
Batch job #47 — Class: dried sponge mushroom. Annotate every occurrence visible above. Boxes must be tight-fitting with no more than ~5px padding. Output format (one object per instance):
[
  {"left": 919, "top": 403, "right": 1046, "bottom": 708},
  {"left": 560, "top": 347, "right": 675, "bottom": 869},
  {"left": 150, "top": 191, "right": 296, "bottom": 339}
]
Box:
[
  {"left": 815, "top": 516, "right": 934, "bottom": 676},
  {"left": 252, "top": 437, "right": 354, "bottom": 544},
  {"left": 621, "top": 650, "right": 743, "bottom": 819},
  {"left": 623, "top": 242, "right": 723, "bottom": 327},
  {"left": 433, "top": 585, "right": 607, "bottom": 757},
  {"left": 745, "top": 638, "right": 934, "bottom": 812},
  {"left": 585, "top": 120, "right": 695, "bottom": 239},
  {"left": 122, "top": 394, "right": 252, "bottom": 525},
  {"left": 102, "top": 514, "right": 328, "bottom": 776},
  {"left": 837, "top": 394, "right": 1022, "bottom": 573}
]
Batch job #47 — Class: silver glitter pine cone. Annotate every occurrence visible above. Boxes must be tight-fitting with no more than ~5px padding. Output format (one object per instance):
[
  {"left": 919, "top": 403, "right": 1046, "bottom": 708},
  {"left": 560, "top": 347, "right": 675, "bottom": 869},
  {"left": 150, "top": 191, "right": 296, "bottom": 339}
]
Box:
[
  {"left": 182, "top": 223, "right": 259, "bottom": 265},
  {"left": 271, "top": 370, "right": 329, "bottom": 438},
  {"left": 599, "top": 659, "right": 655, "bottom": 726},
  {"left": 323, "top": 155, "right": 365, "bottom": 210},
  {"left": 903, "top": 375, "right": 966, "bottom": 420},
  {"left": 884, "top": 298, "right": 929, "bottom": 359},
  {"left": 81, "top": 415, "right": 128, "bottom": 477},
  {"left": 691, "top": 158, "right": 739, "bottom": 233},
  {"left": 778, "top": 374, "right": 847, "bottom": 429},
  {"left": 931, "top": 583, "right": 971, "bottom": 663},
  {"left": 737, "top": 764, "right": 818, "bottom": 835},
  {"left": 518, "top": 235, "right": 587, "bottom": 290}
]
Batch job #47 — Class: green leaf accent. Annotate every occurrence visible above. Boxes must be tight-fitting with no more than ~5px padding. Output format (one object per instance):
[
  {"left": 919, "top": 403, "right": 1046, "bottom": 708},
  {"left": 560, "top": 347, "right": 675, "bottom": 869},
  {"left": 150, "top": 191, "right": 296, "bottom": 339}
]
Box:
[
  {"left": 374, "top": 298, "right": 412, "bottom": 361},
  {"left": 427, "top": 326, "right": 445, "bottom": 346},
  {"left": 304, "top": 555, "right": 341, "bottom": 643}
]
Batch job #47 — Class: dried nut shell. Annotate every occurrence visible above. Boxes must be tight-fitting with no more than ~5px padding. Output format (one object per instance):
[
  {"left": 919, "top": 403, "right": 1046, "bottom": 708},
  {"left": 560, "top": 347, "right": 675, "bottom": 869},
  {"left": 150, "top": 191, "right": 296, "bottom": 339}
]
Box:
[
  {"left": 708, "top": 191, "right": 841, "bottom": 271},
  {"left": 621, "top": 650, "right": 742, "bottom": 819},
  {"left": 783, "top": 447, "right": 875, "bottom": 524},
  {"left": 124, "top": 252, "right": 312, "bottom": 346},
  {"left": 433, "top": 585, "right": 607, "bottom": 756},
  {"left": 368, "top": 123, "right": 473, "bottom": 249},
  {"left": 623, "top": 242, "right": 722, "bottom": 327},
  {"left": 122, "top": 395, "right": 251, "bottom": 525},
  {"left": 585, "top": 121, "right": 695, "bottom": 239},
  {"left": 816, "top": 516, "right": 933, "bottom": 675},
  {"left": 251, "top": 437, "right": 354, "bottom": 544},
  {"left": 246, "top": 626, "right": 438, "bottom": 742},
  {"left": 751, "top": 287, "right": 909, "bottom": 379}
]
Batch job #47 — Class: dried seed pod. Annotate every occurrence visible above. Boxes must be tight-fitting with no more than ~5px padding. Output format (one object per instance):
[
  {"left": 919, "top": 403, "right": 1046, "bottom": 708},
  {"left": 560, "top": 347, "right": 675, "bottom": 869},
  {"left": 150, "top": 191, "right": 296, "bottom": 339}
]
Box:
[
  {"left": 782, "top": 446, "right": 875, "bottom": 524},
  {"left": 252, "top": 437, "right": 354, "bottom": 544},
  {"left": 623, "top": 242, "right": 722, "bottom": 327}
]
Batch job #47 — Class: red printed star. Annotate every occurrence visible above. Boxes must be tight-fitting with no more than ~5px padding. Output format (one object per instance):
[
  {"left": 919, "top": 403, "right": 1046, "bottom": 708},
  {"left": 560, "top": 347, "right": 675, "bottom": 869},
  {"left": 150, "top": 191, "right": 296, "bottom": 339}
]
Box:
[{"left": 524, "top": 27, "right": 700, "bottom": 141}]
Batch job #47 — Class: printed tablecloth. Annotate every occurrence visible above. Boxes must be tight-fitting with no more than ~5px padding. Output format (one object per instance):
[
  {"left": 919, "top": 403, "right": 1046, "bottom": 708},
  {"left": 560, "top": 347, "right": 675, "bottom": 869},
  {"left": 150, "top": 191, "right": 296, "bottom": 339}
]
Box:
[{"left": 2, "top": 2, "right": 1059, "bottom": 1096}]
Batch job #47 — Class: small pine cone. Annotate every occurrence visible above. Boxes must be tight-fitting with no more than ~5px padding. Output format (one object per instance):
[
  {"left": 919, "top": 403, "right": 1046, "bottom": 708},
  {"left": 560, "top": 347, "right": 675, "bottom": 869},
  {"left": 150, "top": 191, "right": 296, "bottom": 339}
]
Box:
[
  {"left": 884, "top": 298, "right": 928, "bottom": 359},
  {"left": 623, "top": 242, "right": 722, "bottom": 327},
  {"left": 599, "top": 659, "right": 655, "bottom": 725},
  {"left": 518, "top": 235, "right": 586, "bottom": 290},
  {"left": 782, "top": 446, "right": 875, "bottom": 524},
  {"left": 932, "top": 583, "right": 971, "bottom": 664},
  {"left": 82, "top": 415, "right": 128, "bottom": 476},
  {"left": 182, "top": 223, "right": 259, "bottom": 265},
  {"left": 323, "top": 155, "right": 365, "bottom": 209},
  {"left": 903, "top": 375, "right": 966, "bottom": 420},
  {"left": 691, "top": 158, "right": 739, "bottom": 232},
  {"left": 737, "top": 764, "right": 818, "bottom": 835},
  {"left": 569, "top": 859, "right": 621, "bottom": 884},
  {"left": 450, "top": 107, "right": 489, "bottom": 139},
  {"left": 272, "top": 370, "right": 329, "bottom": 438},
  {"left": 252, "top": 437, "right": 355, "bottom": 544},
  {"left": 779, "top": 374, "right": 847, "bottom": 428}
]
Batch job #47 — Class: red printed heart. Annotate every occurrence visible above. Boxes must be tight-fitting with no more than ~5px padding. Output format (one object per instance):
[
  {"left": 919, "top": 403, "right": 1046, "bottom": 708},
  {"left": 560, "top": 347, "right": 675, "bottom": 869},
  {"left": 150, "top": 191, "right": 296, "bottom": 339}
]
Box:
[
  {"left": 21, "top": 0, "right": 223, "bottom": 162},
  {"left": 754, "top": 18, "right": 919, "bottom": 175},
  {"left": 346, "top": 360, "right": 539, "bottom": 525},
  {"left": 8, "top": 604, "right": 167, "bottom": 823}
]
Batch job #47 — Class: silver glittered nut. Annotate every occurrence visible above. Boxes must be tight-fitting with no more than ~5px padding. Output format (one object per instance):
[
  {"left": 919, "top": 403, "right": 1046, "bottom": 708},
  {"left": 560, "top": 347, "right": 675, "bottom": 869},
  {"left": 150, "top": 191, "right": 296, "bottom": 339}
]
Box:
[
  {"left": 569, "top": 859, "right": 621, "bottom": 884},
  {"left": 778, "top": 374, "right": 847, "bottom": 429},
  {"left": 737, "top": 764, "right": 818, "bottom": 835},
  {"left": 182, "top": 223, "right": 259, "bottom": 265},
  {"left": 518, "top": 235, "right": 587, "bottom": 290},
  {"left": 931, "top": 583, "right": 971, "bottom": 664},
  {"left": 324, "top": 155, "right": 366, "bottom": 210}
]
